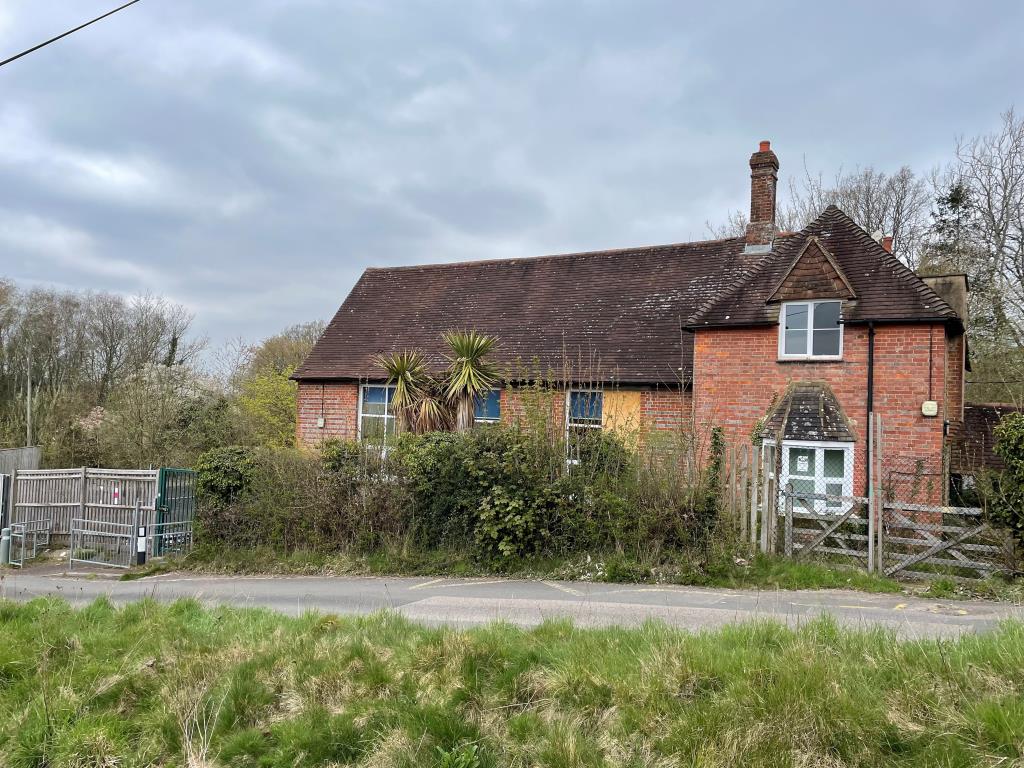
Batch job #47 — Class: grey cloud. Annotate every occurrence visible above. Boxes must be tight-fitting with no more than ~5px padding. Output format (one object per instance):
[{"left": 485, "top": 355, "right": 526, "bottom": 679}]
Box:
[{"left": 0, "top": 0, "right": 1022, "bottom": 349}]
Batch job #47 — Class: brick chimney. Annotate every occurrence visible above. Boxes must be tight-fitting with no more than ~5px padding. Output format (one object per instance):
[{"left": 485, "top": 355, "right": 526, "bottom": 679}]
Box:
[
  {"left": 745, "top": 140, "right": 779, "bottom": 252},
  {"left": 880, "top": 235, "right": 893, "bottom": 253}
]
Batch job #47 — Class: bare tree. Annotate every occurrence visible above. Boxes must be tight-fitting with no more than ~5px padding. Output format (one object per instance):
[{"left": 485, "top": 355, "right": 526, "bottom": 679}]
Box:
[
  {"left": 0, "top": 282, "right": 207, "bottom": 450},
  {"left": 705, "top": 161, "right": 932, "bottom": 268},
  {"left": 704, "top": 209, "right": 748, "bottom": 240},
  {"left": 780, "top": 163, "right": 932, "bottom": 268},
  {"left": 952, "top": 108, "right": 1024, "bottom": 349}
]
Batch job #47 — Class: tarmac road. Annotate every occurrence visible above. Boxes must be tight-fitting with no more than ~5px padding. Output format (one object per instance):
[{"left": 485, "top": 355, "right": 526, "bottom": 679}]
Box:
[{"left": 2, "top": 567, "right": 1020, "bottom": 638}]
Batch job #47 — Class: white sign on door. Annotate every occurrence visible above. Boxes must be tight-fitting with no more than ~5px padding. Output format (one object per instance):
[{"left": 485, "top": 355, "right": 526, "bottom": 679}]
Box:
[{"left": 796, "top": 455, "right": 809, "bottom": 473}]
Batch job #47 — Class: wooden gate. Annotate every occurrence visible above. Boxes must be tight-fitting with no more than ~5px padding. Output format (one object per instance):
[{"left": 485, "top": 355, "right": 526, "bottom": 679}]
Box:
[
  {"left": 880, "top": 502, "right": 1011, "bottom": 580},
  {"left": 781, "top": 486, "right": 873, "bottom": 567}
]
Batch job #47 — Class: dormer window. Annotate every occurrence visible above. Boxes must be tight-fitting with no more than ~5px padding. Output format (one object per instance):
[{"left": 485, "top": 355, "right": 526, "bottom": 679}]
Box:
[{"left": 779, "top": 300, "right": 842, "bottom": 359}]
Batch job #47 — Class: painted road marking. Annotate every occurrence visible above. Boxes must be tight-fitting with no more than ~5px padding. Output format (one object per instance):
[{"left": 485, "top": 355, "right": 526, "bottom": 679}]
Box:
[
  {"left": 409, "top": 579, "right": 510, "bottom": 591},
  {"left": 542, "top": 581, "right": 584, "bottom": 596},
  {"left": 409, "top": 578, "right": 445, "bottom": 590},
  {"left": 607, "top": 587, "right": 735, "bottom": 599}
]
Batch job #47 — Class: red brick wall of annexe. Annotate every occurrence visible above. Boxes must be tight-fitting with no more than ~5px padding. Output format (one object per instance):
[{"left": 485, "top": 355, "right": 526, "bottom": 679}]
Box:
[
  {"left": 692, "top": 323, "right": 950, "bottom": 500},
  {"left": 296, "top": 382, "right": 691, "bottom": 448},
  {"left": 641, "top": 388, "right": 691, "bottom": 432},
  {"left": 296, "top": 382, "right": 359, "bottom": 446}
]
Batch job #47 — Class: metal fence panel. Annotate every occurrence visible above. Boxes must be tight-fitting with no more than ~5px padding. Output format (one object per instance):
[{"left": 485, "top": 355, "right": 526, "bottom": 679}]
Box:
[
  {"left": 69, "top": 517, "right": 136, "bottom": 569},
  {"left": 12, "top": 468, "right": 159, "bottom": 540},
  {"left": 9, "top": 467, "right": 195, "bottom": 567},
  {"left": 757, "top": 413, "right": 1013, "bottom": 580},
  {"left": 83, "top": 469, "right": 158, "bottom": 532},
  {"left": 9, "top": 518, "right": 51, "bottom": 567},
  {"left": 0, "top": 473, "right": 9, "bottom": 529},
  {"left": 780, "top": 487, "right": 872, "bottom": 569},
  {"left": 11, "top": 469, "right": 83, "bottom": 539},
  {"left": 155, "top": 468, "right": 197, "bottom": 557}
]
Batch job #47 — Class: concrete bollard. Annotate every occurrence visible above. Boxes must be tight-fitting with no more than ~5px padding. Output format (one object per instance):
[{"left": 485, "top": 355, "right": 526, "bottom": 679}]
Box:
[{"left": 0, "top": 527, "right": 10, "bottom": 565}]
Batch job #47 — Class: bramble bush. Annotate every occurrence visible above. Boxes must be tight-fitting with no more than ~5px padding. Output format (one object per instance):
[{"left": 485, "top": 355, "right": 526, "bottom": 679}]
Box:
[{"left": 195, "top": 419, "right": 723, "bottom": 563}]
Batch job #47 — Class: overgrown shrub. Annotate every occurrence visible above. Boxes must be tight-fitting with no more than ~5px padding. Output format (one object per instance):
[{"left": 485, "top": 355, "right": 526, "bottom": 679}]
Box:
[
  {"left": 196, "top": 446, "right": 257, "bottom": 504},
  {"left": 195, "top": 414, "right": 724, "bottom": 564},
  {"left": 197, "top": 444, "right": 413, "bottom": 554},
  {"left": 992, "top": 412, "right": 1024, "bottom": 547}
]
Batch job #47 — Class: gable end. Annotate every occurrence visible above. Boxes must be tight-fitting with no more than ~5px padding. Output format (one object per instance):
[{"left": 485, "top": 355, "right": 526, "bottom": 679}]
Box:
[{"left": 767, "top": 236, "right": 856, "bottom": 304}]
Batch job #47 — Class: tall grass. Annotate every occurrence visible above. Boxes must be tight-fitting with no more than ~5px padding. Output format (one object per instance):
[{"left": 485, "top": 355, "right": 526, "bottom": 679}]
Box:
[{"left": 0, "top": 598, "right": 1021, "bottom": 766}]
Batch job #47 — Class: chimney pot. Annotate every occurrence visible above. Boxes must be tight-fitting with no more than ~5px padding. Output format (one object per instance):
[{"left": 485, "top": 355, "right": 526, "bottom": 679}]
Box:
[
  {"left": 759, "top": 140, "right": 771, "bottom": 152},
  {"left": 881, "top": 235, "right": 893, "bottom": 253}
]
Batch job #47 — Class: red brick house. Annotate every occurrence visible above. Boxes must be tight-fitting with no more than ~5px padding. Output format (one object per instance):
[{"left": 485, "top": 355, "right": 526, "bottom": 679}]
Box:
[{"left": 294, "top": 142, "right": 969, "bottom": 502}]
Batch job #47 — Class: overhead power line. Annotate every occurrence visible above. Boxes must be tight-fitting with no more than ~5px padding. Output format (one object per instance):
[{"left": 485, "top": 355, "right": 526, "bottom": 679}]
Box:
[{"left": 0, "top": 0, "right": 142, "bottom": 69}]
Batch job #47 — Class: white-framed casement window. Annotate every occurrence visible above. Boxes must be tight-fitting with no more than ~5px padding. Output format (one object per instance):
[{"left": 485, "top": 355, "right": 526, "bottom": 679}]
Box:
[
  {"left": 566, "top": 390, "right": 602, "bottom": 463},
  {"left": 765, "top": 439, "right": 853, "bottom": 513},
  {"left": 358, "top": 384, "right": 396, "bottom": 446},
  {"left": 474, "top": 389, "right": 501, "bottom": 424},
  {"left": 779, "top": 300, "right": 843, "bottom": 359},
  {"left": 566, "top": 390, "right": 603, "bottom": 436}
]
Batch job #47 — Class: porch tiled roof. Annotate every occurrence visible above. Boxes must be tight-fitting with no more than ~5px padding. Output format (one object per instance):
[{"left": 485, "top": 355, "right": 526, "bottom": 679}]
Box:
[{"left": 760, "top": 382, "right": 856, "bottom": 442}]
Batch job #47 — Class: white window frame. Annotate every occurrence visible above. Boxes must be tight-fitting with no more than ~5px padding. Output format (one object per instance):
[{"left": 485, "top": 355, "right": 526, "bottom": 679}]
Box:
[
  {"left": 565, "top": 389, "right": 603, "bottom": 465},
  {"left": 763, "top": 438, "right": 854, "bottom": 514},
  {"left": 474, "top": 389, "right": 501, "bottom": 425},
  {"left": 357, "top": 384, "right": 397, "bottom": 448},
  {"left": 778, "top": 300, "right": 843, "bottom": 360},
  {"left": 565, "top": 389, "right": 603, "bottom": 436}
]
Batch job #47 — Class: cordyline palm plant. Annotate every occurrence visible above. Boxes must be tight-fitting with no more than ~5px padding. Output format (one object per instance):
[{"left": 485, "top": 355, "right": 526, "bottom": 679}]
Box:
[
  {"left": 443, "top": 330, "right": 498, "bottom": 432},
  {"left": 375, "top": 350, "right": 436, "bottom": 434}
]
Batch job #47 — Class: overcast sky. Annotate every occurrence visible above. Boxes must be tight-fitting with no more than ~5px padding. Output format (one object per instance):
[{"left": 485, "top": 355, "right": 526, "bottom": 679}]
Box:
[{"left": 1, "top": 1, "right": 1021, "bottom": 347}]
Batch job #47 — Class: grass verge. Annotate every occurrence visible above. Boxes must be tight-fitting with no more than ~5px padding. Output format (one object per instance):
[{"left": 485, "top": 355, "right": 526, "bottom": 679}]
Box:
[
  {"left": 167, "top": 545, "right": 907, "bottom": 594},
  {"left": 0, "top": 597, "right": 1022, "bottom": 767}
]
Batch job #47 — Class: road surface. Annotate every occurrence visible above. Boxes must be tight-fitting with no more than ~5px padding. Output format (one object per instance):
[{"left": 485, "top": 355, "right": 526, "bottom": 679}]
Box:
[{"left": 2, "top": 567, "right": 1020, "bottom": 638}]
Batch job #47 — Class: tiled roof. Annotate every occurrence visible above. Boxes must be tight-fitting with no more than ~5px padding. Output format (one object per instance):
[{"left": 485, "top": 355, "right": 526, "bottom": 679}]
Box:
[
  {"left": 295, "top": 205, "right": 961, "bottom": 384},
  {"left": 760, "top": 382, "right": 856, "bottom": 442},
  {"left": 294, "top": 237, "right": 771, "bottom": 384},
  {"left": 950, "top": 403, "right": 1023, "bottom": 473},
  {"left": 688, "top": 206, "right": 959, "bottom": 328}
]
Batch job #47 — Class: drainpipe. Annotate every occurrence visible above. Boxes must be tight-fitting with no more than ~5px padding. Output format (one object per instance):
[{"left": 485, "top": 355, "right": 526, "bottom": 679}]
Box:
[{"left": 865, "top": 321, "right": 875, "bottom": 497}]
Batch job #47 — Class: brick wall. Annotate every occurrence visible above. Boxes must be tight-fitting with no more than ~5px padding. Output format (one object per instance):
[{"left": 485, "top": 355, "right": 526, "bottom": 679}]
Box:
[
  {"left": 296, "top": 382, "right": 690, "bottom": 448},
  {"left": 296, "top": 381, "right": 359, "bottom": 446},
  {"left": 640, "top": 387, "right": 691, "bottom": 432},
  {"left": 945, "top": 332, "right": 966, "bottom": 427},
  {"left": 692, "top": 323, "right": 950, "bottom": 499},
  {"left": 502, "top": 387, "right": 564, "bottom": 432}
]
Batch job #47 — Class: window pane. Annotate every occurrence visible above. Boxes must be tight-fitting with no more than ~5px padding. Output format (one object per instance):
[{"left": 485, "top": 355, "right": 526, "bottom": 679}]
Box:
[
  {"left": 823, "top": 449, "right": 845, "bottom": 479},
  {"left": 791, "top": 477, "right": 816, "bottom": 512},
  {"left": 785, "top": 304, "right": 809, "bottom": 330},
  {"left": 363, "top": 386, "right": 390, "bottom": 404},
  {"left": 474, "top": 390, "right": 501, "bottom": 421},
  {"left": 361, "top": 415, "right": 386, "bottom": 441},
  {"left": 788, "top": 447, "right": 815, "bottom": 476},
  {"left": 825, "top": 481, "right": 844, "bottom": 508},
  {"left": 784, "top": 329, "right": 808, "bottom": 355},
  {"left": 569, "top": 391, "right": 602, "bottom": 423},
  {"left": 812, "top": 328, "right": 841, "bottom": 356},
  {"left": 812, "top": 301, "right": 841, "bottom": 330},
  {"left": 362, "top": 400, "right": 386, "bottom": 416}
]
